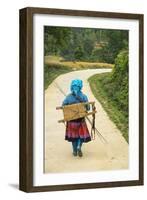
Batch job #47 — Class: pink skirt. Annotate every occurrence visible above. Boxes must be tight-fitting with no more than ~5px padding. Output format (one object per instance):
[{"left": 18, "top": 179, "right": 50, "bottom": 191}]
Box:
[{"left": 65, "top": 120, "right": 91, "bottom": 142}]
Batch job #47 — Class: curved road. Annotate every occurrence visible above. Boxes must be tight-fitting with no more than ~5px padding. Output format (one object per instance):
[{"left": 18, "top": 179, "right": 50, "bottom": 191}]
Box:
[{"left": 45, "top": 69, "right": 128, "bottom": 173}]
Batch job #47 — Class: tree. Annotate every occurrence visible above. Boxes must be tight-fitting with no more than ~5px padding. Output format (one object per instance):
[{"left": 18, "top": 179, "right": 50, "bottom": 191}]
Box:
[
  {"left": 111, "top": 49, "right": 129, "bottom": 113},
  {"left": 44, "top": 26, "right": 128, "bottom": 64},
  {"left": 74, "top": 46, "right": 84, "bottom": 60},
  {"left": 44, "top": 26, "right": 71, "bottom": 56},
  {"left": 101, "top": 30, "right": 128, "bottom": 63}
]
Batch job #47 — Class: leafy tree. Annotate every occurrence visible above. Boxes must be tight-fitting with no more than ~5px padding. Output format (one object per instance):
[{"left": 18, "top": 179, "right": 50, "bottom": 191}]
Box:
[
  {"left": 104, "top": 49, "right": 129, "bottom": 114},
  {"left": 74, "top": 46, "right": 84, "bottom": 60},
  {"left": 99, "top": 30, "right": 128, "bottom": 63},
  {"left": 44, "top": 26, "right": 128, "bottom": 63},
  {"left": 111, "top": 50, "right": 128, "bottom": 113},
  {"left": 44, "top": 26, "right": 71, "bottom": 56}
]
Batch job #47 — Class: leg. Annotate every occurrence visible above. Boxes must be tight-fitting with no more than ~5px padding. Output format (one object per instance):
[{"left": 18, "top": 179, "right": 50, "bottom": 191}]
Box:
[
  {"left": 77, "top": 138, "right": 83, "bottom": 150},
  {"left": 77, "top": 138, "right": 83, "bottom": 157},
  {"left": 72, "top": 140, "right": 77, "bottom": 156}
]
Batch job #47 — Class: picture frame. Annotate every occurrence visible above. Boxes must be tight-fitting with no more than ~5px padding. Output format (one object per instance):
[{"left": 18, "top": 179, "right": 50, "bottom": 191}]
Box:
[{"left": 19, "top": 7, "right": 144, "bottom": 192}]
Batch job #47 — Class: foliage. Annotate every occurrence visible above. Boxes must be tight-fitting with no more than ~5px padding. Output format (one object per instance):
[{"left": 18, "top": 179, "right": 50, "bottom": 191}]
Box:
[
  {"left": 74, "top": 46, "right": 84, "bottom": 60},
  {"left": 44, "top": 26, "right": 128, "bottom": 63},
  {"left": 44, "top": 27, "right": 129, "bottom": 142},
  {"left": 44, "top": 64, "right": 72, "bottom": 90},
  {"left": 44, "top": 27, "right": 71, "bottom": 55},
  {"left": 45, "top": 56, "right": 114, "bottom": 70},
  {"left": 88, "top": 49, "right": 129, "bottom": 142},
  {"left": 44, "top": 55, "right": 114, "bottom": 89},
  {"left": 111, "top": 50, "right": 128, "bottom": 114},
  {"left": 102, "top": 30, "right": 128, "bottom": 63}
]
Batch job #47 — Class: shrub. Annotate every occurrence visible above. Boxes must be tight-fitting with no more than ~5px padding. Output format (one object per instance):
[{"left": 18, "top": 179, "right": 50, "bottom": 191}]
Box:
[{"left": 88, "top": 49, "right": 129, "bottom": 142}]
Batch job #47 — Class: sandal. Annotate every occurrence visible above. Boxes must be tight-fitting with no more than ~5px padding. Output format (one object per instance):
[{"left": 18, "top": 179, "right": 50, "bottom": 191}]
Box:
[
  {"left": 77, "top": 149, "right": 83, "bottom": 157},
  {"left": 73, "top": 151, "right": 77, "bottom": 156}
]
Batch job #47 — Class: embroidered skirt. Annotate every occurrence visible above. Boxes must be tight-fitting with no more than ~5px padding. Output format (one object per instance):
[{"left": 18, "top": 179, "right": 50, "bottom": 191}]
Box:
[{"left": 65, "top": 119, "right": 91, "bottom": 142}]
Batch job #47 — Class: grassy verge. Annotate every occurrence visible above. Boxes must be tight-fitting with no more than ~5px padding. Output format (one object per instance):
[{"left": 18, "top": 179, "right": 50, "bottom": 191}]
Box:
[
  {"left": 44, "top": 55, "right": 114, "bottom": 90},
  {"left": 44, "top": 64, "right": 72, "bottom": 89},
  {"left": 88, "top": 73, "right": 128, "bottom": 142},
  {"left": 45, "top": 55, "right": 114, "bottom": 70}
]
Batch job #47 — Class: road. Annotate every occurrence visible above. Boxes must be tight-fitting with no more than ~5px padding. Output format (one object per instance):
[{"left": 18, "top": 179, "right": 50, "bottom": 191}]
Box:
[{"left": 45, "top": 69, "right": 128, "bottom": 173}]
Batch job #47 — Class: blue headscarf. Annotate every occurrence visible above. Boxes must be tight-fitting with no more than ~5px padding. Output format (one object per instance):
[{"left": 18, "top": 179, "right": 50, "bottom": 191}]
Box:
[{"left": 70, "top": 79, "right": 83, "bottom": 96}]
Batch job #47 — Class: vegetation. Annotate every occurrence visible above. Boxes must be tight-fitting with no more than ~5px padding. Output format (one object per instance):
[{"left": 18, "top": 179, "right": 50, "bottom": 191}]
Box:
[
  {"left": 44, "top": 63, "right": 72, "bottom": 90},
  {"left": 44, "top": 27, "right": 128, "bottom": 63},
  {"left": 44, "top": 27, "right": 129, "bottom": 141},
  {"left": 88, "top": 50, "right": 129, "bottom": 142},
  {"left": 44, "top": 55, "right": 113, "bottom": 89}
]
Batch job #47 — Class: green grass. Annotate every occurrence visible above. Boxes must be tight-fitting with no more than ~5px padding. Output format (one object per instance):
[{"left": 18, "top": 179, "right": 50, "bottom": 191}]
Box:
[
  {"left": 88, "top": 73, "right": 128, "bottom": 142},
  {"left": 44, "top": 55, "right": 114, "bottom": 90},
  {"left": 44, "top": 64, "right": 72, "bottom": 90},
  {"left": 45, "top": 55, "right": 114, "bottom": 70}
]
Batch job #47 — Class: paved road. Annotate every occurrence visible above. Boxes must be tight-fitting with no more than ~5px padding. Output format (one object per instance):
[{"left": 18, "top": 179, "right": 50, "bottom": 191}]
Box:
[{"left": 45, "top": 69, "right": 128, "bottom": 173}]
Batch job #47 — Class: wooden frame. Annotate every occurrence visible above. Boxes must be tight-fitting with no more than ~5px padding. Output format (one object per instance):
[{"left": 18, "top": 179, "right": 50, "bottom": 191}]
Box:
[
  {"left": 56, "top": 102, "right": 96, "bottom": 123},
  {"left": 19, "top": 7, "right": 144, "bottom": 192}
]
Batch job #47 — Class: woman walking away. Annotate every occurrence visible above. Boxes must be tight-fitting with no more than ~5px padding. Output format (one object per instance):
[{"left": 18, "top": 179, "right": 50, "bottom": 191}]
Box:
[{"left": 62, "top": 79, "right": 91, "bottom": 157}]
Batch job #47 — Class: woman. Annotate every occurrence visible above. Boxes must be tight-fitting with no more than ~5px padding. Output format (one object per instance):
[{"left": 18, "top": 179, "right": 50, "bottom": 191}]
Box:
[{"left": 62, "top": 79, "right": 91, "bottom": 157}]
